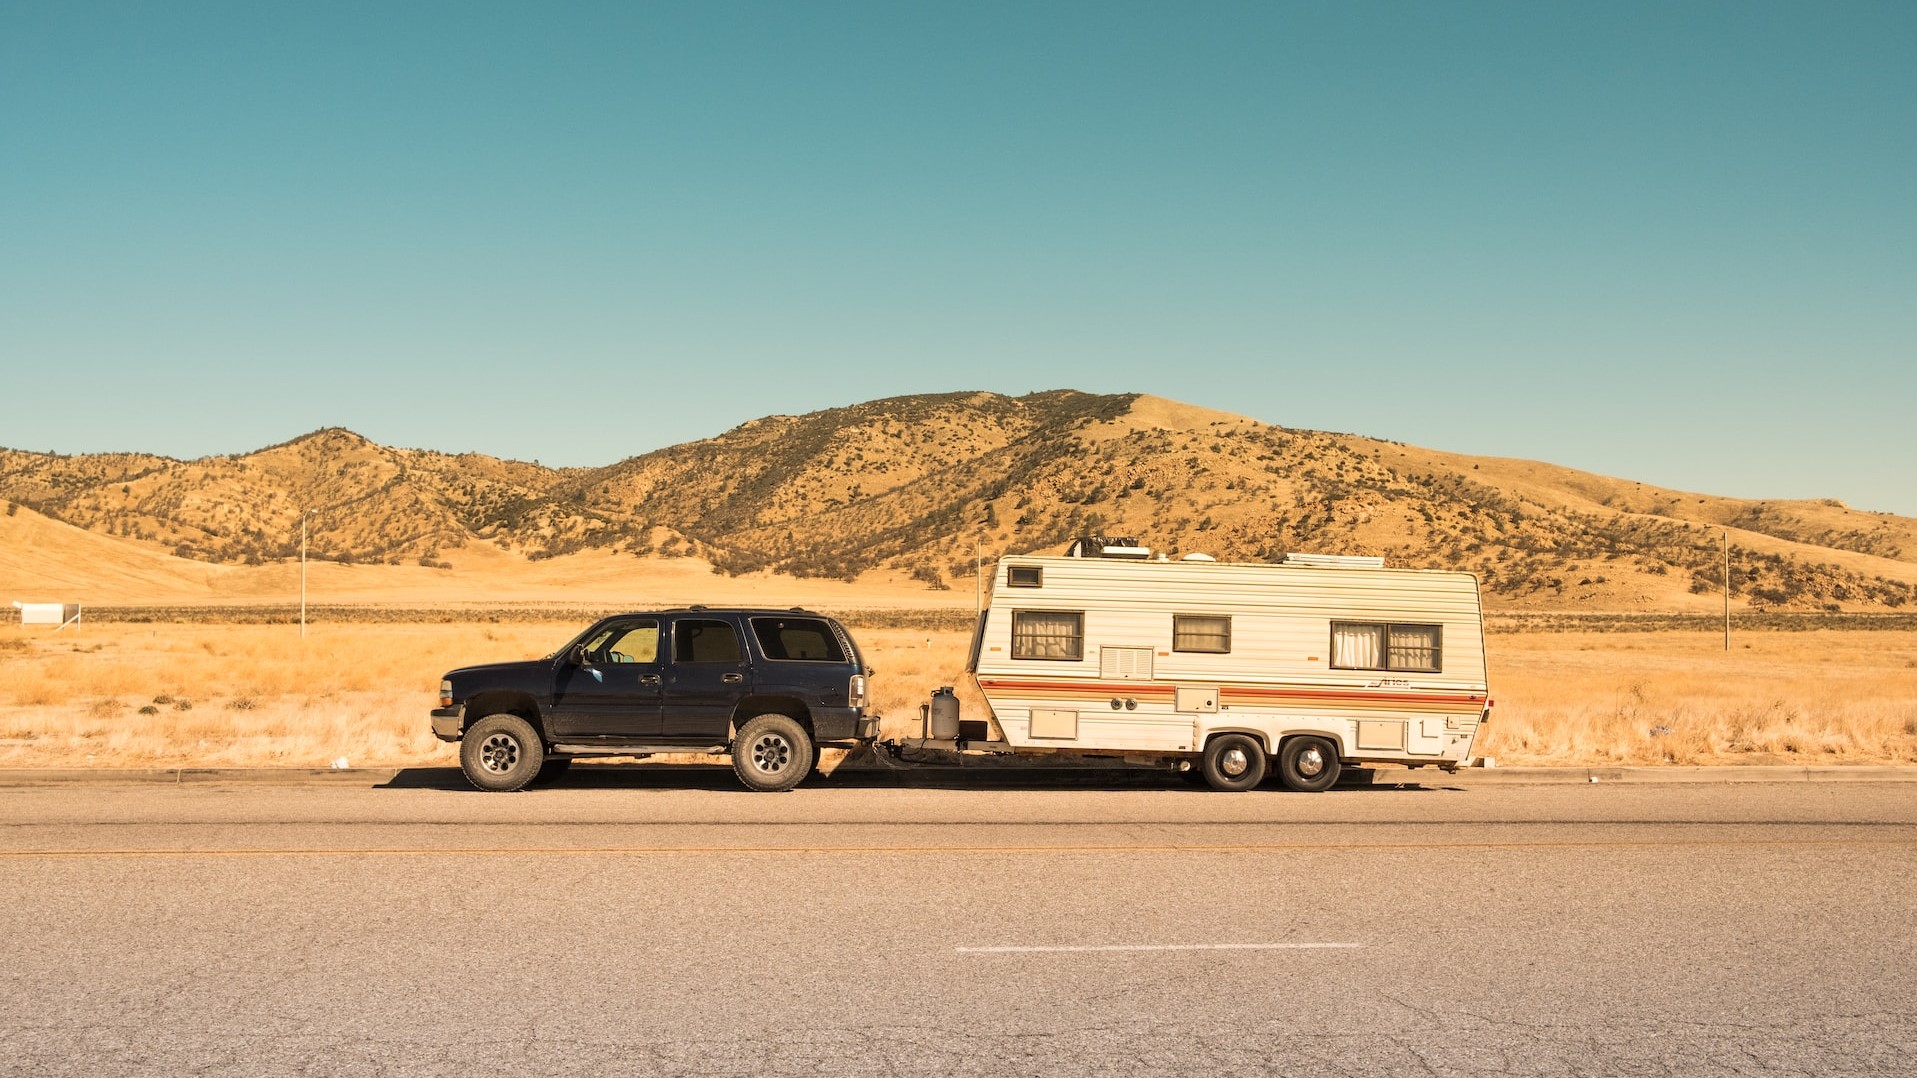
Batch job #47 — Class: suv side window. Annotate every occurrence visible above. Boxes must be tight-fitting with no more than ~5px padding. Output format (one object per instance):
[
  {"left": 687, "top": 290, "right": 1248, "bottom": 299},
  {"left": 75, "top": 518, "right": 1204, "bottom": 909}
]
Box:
[
  {"left": 749, "top": 617, "right": 847, "bottom": 662},
  {"left": 673, "top": 618, "right": 743, "bottom": 663}
]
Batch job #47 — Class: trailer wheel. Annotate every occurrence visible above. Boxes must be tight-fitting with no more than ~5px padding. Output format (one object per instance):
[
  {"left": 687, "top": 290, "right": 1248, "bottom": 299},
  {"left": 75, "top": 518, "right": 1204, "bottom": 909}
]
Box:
[
  {"left": 1201, "top": 733, "right": 1267, "bottom": 792},
  {"left": 460, "top": 713, "right": 545, "bottom": 792},
  {"left": 732, "top": 714, "right": 814, "bottom": 792},
  {"left": 1277, "top": 736, "right": 1342, "bottom": 793}
]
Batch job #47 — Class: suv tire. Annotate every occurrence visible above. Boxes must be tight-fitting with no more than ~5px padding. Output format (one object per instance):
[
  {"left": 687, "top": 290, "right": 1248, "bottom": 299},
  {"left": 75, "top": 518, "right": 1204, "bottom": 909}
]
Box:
[
  {"left": 461, "top": 713, "right": 546, "bottom": 792},
  {"left": 732, "top": 714, "right": 814, "bottom": 793}
]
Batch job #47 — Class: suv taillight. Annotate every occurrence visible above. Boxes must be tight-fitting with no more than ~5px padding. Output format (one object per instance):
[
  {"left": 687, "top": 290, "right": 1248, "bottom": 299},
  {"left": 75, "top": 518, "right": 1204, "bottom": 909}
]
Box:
[{"left": 848, "top": 674, "right": 868, "bottom": 709}]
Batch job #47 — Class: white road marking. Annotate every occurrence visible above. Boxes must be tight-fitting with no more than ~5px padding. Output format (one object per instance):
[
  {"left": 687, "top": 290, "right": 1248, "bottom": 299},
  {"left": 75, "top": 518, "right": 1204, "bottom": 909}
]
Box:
[{"left": 956, "top": 942, "right": 1362, "bottom": 954}]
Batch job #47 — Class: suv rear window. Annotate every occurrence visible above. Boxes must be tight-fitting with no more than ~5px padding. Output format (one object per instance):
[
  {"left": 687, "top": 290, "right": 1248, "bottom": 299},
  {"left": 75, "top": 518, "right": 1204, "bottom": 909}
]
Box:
[{"left": 750, "top": 617, "right": 849, "bottom": 662}]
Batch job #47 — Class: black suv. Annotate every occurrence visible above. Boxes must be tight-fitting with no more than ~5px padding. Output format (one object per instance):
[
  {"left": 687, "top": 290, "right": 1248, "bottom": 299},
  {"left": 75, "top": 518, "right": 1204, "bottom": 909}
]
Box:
[{"left": 432, "top": 608, "right": 876, "bottom": 792}]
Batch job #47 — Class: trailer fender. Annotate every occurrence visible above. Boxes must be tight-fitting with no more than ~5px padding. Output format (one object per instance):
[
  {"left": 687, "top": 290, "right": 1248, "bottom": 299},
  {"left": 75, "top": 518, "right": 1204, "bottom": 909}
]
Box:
[
  {"left": 1197, "top": 727, "right": 1276, "bottom": 756},
  {"left": 1276, "top": 728, "right": 1348, "bottom": 760}
]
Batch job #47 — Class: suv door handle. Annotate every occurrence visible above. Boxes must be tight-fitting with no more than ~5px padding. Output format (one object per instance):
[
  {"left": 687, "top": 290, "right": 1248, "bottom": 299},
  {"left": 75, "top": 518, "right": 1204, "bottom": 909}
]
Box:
[
  {"left": 722, "top": 673, "right": 744, "bottom": 684},
  {"left": 639, "top": 675, "right": 661, "bottom": 685}
]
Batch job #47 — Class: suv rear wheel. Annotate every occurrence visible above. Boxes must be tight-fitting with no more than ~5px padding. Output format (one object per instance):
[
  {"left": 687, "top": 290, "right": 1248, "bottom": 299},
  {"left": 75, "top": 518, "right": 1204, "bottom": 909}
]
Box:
[{"left": 732, "top": 714, "right": 814, "bottom": 793}]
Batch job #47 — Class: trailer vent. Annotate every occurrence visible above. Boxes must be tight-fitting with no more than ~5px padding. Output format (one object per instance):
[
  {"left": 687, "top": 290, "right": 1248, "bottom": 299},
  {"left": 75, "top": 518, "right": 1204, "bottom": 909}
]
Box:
[{"left": 1099, "top": 647, "right": 1155, "bottom": 681}]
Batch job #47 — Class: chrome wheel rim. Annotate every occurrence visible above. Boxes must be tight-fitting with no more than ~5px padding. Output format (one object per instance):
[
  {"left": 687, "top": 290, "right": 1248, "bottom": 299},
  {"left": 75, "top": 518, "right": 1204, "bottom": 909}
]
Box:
[
  {"left": 1219, "top": 746, "right": 1249, "bottom": 778},
  {"left": 479, "top": 733, "right": 521, "bottom": 774},
  {"left": 1296, "top": 745, "right": 1327, "bottom": 777},
  {"left": 751, "top": 734, "right": 792, "bottom": 774}
]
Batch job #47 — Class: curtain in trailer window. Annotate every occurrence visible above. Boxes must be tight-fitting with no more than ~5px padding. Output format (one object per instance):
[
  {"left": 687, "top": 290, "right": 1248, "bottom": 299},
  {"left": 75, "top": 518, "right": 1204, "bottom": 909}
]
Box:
[
  {"left": 1331, "top": 623, "right": 1384, "bottom": 669},
  {"left": 1011, "top": 611, "right": 1084, "bottom": 660},
  {"left": 1172, "top": 615, "right": 1231, "bottom": 654},
  {"left": 1387, "top": 623, "right": 1441, "bottom": 672}
]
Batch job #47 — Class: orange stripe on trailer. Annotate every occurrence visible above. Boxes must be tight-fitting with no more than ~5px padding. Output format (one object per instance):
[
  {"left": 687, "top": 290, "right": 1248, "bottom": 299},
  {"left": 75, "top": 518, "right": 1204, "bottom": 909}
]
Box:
[
  {"left": 976, "top": 680, "right": 1174, "bottom": 697},
  {"left": 1222, "top": 686, "right": 1487, "bottom": 707}
]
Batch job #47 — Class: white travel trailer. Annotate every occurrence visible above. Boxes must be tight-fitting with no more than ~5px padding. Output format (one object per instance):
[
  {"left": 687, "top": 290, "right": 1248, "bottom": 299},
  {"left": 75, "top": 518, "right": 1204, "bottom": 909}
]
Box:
[{"left": 930, "top": 538, "right": 1490, "bottom": 791}]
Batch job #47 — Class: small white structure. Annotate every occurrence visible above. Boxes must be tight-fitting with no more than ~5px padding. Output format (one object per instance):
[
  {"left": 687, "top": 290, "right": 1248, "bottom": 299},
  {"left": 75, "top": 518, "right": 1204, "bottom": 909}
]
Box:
[
  {"left": 13, "top": 602, "right": 81, "bottom": 630},
  {"left": 951, "top": 543, "right": 1491, "bottom": 790}
]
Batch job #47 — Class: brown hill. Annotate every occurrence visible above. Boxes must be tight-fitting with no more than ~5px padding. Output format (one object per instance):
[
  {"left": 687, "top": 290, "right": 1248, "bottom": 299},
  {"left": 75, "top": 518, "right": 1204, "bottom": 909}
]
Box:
[
  {"left": 3, "top": 390, "right": 1914, "bottom": 612},
  {"left": 0, "top": 429, "right": 583, "bottom": 568}
]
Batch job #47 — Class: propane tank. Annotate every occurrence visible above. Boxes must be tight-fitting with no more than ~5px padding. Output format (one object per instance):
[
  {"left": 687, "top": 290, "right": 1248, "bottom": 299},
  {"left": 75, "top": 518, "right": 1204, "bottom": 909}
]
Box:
[{"left": 927, "top": 686, "right": 960, "bottom": 739}]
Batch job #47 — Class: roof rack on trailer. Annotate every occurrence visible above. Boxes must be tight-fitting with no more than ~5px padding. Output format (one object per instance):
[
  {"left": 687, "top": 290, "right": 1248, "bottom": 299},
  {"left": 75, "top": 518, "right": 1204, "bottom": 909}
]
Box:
[
  {"left": 1281, "top": 552, "right": 1386, "bottom": 568},
  {"left": 1064, "top": 536, "right": 1153, "bottom": 559}
]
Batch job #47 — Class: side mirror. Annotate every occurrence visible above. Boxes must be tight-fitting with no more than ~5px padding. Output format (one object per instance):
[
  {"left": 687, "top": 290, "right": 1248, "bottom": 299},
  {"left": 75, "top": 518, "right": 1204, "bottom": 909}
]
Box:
[{"left": 570, "top": 644, "right": 591, "bottom": 666}]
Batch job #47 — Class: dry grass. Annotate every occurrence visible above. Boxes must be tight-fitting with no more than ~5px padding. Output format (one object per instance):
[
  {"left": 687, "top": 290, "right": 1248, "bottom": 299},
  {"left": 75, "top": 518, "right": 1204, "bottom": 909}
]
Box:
[
  {"left": 1, "top": 620, "right": 1913, "bottom": 769},
  {"left": 851, "top": 626, "right": 989, "bottom": 737},
  {"left": 0, "top": 622, "right": 559, "bottom": 767},
  {"left": 1482, "top": 630, "right": 1917, "bottom": 765}
]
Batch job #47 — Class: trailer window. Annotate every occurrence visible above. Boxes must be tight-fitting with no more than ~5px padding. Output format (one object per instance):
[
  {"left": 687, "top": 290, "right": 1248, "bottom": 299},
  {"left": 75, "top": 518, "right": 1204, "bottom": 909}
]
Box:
[
  {"left": 1172, "top": 615, "right": 1231, "bottom": 654},
  {"left": 1007, "top": 565, "right": 1043, "bottom": 588},
  {"left": 1330, "top": 622, "right": 1442, "bottom": 673},
  {"left": 1011, "top": 610, "right": 1084, "bottom": 660},
  {"left": 1387, "top": 623, "right": 1442, "bottom": 671}
]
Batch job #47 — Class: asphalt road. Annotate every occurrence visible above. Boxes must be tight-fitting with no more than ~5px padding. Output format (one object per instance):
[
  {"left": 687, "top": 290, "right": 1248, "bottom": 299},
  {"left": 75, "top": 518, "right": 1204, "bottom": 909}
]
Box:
[{"left": 2, "top": 770, "right": 1914, "bottom": 1076}]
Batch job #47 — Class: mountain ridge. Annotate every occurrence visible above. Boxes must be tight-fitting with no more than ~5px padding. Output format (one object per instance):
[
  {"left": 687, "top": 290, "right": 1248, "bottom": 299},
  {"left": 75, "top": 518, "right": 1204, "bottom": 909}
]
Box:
[{"left": 4, "top": 390, "right": 1913, "bottom": 612}]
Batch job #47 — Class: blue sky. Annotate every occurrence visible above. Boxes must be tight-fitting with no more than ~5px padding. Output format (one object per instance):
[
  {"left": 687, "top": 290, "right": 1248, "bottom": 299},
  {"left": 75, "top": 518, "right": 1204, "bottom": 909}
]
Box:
[{"left": 3, "top": 2, "right": 1912, "bottom": 514}]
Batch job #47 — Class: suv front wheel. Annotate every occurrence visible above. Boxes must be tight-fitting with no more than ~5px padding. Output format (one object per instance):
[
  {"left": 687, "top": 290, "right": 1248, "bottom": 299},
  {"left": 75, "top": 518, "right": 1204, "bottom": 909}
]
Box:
[
  {"left": 732, "top": 714, "right": 814, "bottom": 793},
  {"left": 460, "top": 713, "right": 546, "bottom": 792}
]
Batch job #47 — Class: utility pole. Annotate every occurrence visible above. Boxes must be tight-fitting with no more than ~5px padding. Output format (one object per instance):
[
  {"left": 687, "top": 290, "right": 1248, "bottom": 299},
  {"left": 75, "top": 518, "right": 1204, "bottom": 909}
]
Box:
[
  {"left": 300, "top": 511, "right": 312, "bottom": 640},
  {"left": 976, "top": 535, "right": 984, "bottom": 615},
  {"left": 1722, "top": 529, "right": 1730, "bottom": 652}
]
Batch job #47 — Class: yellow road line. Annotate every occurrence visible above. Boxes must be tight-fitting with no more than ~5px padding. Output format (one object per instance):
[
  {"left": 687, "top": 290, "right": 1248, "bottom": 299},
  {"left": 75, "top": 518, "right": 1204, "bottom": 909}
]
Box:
[
  {"left": 957, "top": 942, "right": 1363, "bottom": 953},
  {"left": 2, "top": 837, "right": 1913, "bottom": 858}
]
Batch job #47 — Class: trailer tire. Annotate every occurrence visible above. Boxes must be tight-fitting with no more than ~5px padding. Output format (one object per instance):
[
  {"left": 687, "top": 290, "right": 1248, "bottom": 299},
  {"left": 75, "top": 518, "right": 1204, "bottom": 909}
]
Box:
[
  {"left": 460, "top": 713, "right": 545, "bottom": 792},
  {"left": 1277, "top": 736, "right": 1342, "bottom": 793},
  {"left": 1201, "top": 733, "right": 1267, "bottom": 792},
  {"left": 732, "top": 714, "right": 814, "bottom": 792}
]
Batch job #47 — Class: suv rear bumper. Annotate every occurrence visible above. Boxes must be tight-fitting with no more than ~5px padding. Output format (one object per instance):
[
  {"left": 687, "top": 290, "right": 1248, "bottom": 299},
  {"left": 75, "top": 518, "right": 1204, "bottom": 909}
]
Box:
[
  {"left": 430, "top": 706, "right": 463, "bottom": 742},
  {"left": 813, "top": 707, "right": 879, "bottom": 743}
]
